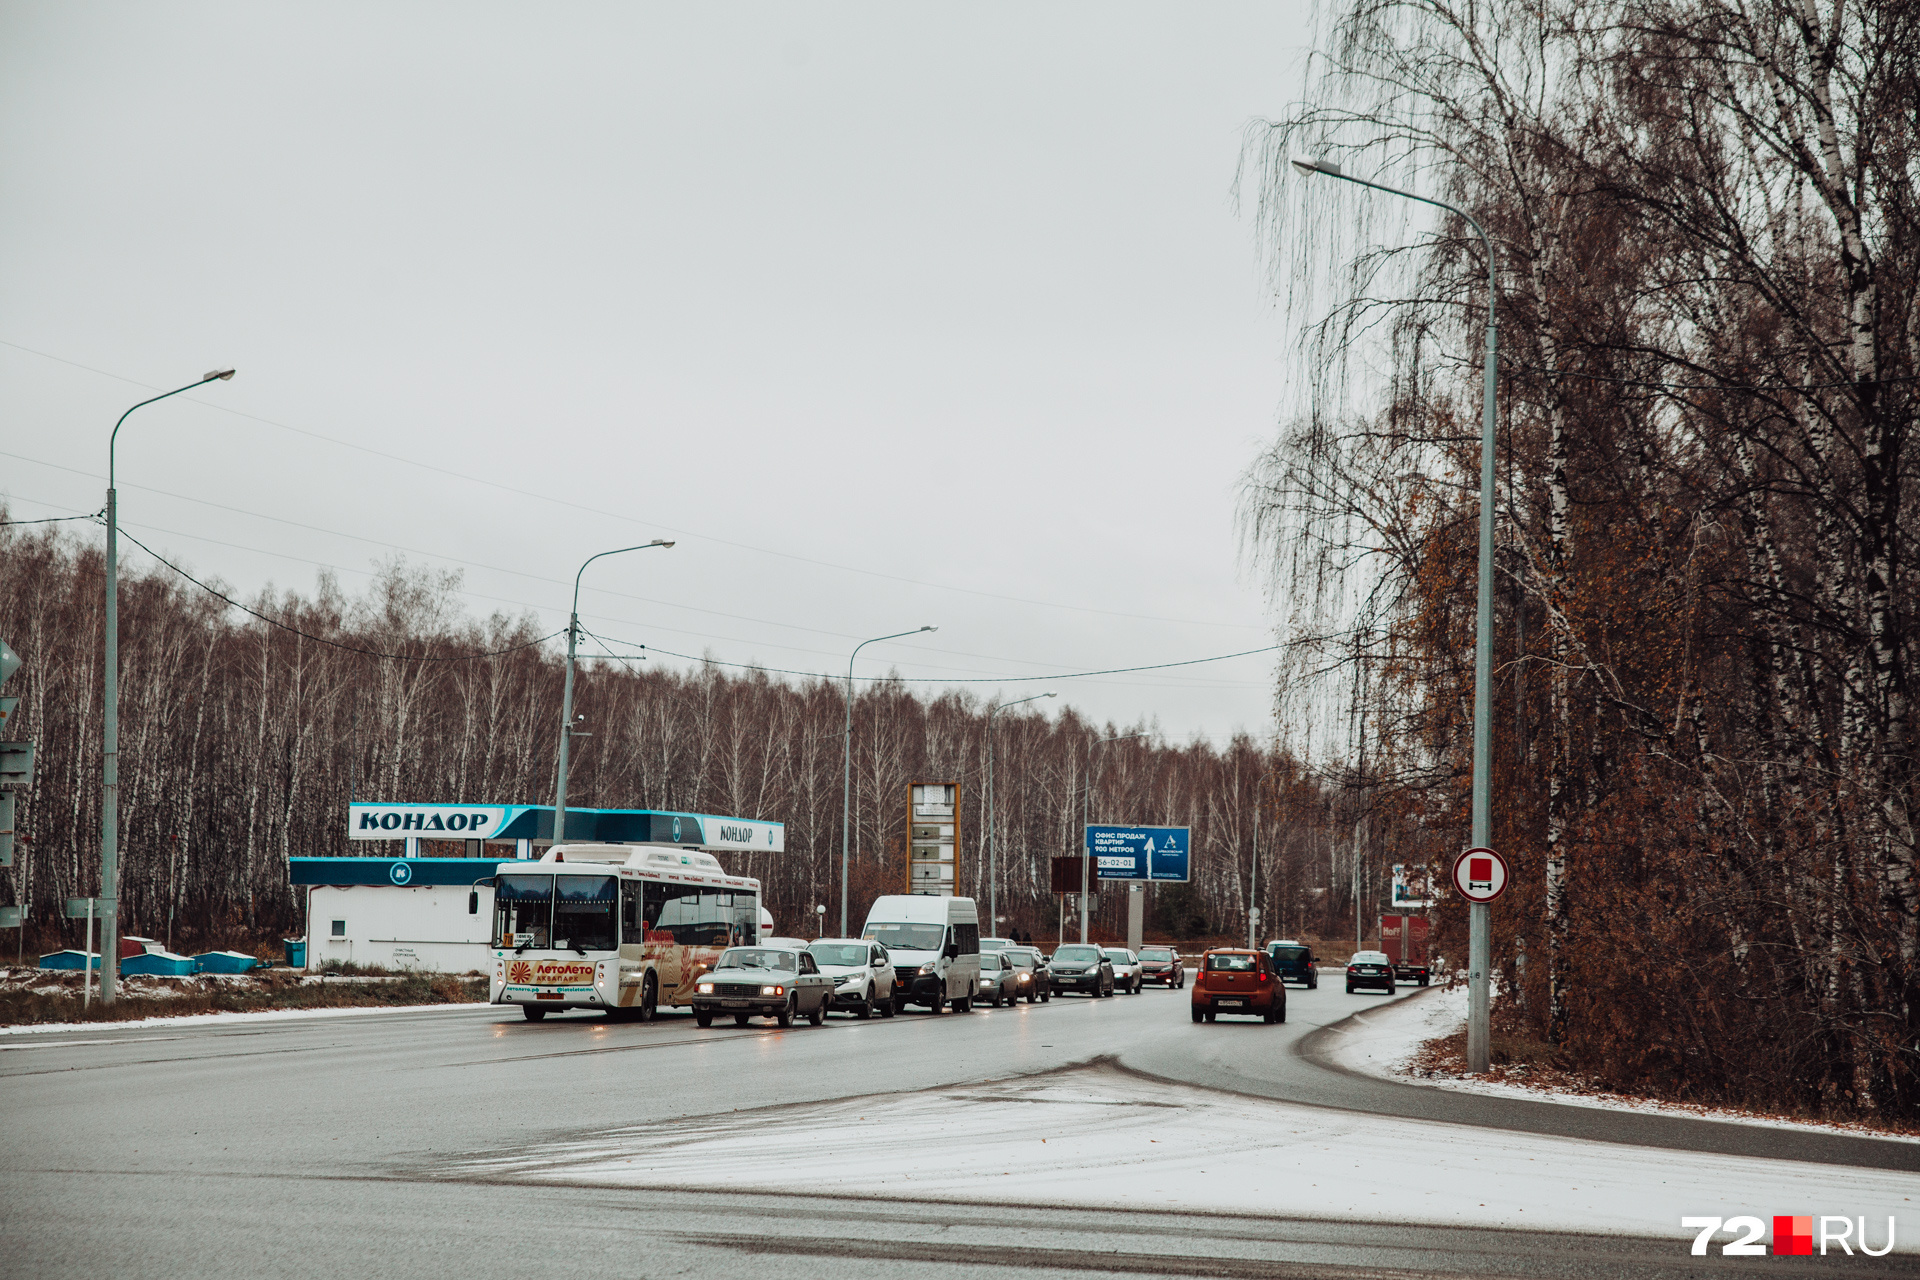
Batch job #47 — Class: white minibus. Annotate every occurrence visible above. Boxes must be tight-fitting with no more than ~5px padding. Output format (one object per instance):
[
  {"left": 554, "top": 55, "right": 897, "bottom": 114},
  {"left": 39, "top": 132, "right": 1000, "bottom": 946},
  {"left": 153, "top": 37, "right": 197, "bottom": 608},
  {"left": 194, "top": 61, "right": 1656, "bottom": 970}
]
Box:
[{"left": 860, "top": 894, "right": 981, "bottom": 1013}]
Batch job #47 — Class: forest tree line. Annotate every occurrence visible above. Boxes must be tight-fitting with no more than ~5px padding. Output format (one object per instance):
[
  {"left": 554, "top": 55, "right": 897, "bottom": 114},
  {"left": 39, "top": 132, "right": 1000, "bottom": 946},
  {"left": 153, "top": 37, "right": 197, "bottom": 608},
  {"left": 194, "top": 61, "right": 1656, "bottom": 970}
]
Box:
[
  {"left": 0, "top": 521, "right": 1404, "bottom": 958},
  {"left": 1241, "top": 0, "right": 1918, "bottom": 1118}
]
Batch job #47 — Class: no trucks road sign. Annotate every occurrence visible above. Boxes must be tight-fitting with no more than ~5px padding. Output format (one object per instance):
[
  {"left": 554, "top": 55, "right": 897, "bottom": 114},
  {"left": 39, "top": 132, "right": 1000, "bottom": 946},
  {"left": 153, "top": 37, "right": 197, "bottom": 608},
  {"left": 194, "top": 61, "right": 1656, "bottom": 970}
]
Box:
[{"left": 1451, "top": 847, "right": 1509, "bottom": 903}]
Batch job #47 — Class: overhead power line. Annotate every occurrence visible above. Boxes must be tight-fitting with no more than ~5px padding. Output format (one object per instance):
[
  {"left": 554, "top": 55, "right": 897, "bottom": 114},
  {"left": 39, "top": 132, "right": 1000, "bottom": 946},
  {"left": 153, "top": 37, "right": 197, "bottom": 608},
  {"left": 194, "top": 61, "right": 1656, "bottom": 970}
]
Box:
[
  {"left": 81, "top": 526, "right": 1272, "bottom": 687},
  {"left": 93, "top": 505, "right": 1255, "bottom": 686},
  {"left": 580, "top": 624, "right": 1279, "bottom": 686},
  {"left": 1, "top": 510, "right": 104, "bottom": 526},
  {"left": 115, "top": 526, "right": 562, "bottom": 663},
  {"left": 0, "top": 336, "right": 1266, "bottom": 632},
  {"left": 8, "top": 456, "right": 1246, "bottom": 681}
]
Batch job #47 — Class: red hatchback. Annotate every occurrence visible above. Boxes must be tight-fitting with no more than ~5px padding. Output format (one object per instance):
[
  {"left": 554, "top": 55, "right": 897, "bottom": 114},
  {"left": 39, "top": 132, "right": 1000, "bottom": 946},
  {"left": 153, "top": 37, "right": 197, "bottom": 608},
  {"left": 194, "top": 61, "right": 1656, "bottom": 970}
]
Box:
[{"left": 1190, "top": 948, "right": 1286, "bottom": 1023}]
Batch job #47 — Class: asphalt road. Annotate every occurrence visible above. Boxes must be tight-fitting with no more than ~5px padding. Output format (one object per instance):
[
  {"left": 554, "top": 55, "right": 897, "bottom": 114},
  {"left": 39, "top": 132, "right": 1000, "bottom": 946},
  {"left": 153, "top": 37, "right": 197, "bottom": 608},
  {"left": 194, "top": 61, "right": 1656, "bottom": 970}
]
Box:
[{"left": 4, "top": 977, "right": 1914, "bottom": 1279}]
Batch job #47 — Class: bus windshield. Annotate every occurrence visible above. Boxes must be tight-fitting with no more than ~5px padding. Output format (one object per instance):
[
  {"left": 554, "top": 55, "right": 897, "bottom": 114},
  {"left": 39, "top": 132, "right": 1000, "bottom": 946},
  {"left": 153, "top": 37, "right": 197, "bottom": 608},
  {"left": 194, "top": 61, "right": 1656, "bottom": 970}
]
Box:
[
  {"left": 555, "top": 875, "right": 617, "bottom": 952},
  {"left": 864, "top": 922, "right": 945, "bottom": 952},
  {"left": 492, "top": 873, "right": 619, "bottom": 952},
  {"left": 493, "top": 874, "right": 554, "bottom": 949}
]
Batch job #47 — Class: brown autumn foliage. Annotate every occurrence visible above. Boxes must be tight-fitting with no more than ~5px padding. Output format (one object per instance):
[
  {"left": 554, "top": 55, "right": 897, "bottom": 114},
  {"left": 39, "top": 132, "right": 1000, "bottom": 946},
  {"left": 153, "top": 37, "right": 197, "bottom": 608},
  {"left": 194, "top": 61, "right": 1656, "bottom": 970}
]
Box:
[
  {"left": 0, "top": 521, "right": 1393, "bottom": 963},
  {"left": 1242, "top": 0, "right": 1918, "bottom": 1117}
]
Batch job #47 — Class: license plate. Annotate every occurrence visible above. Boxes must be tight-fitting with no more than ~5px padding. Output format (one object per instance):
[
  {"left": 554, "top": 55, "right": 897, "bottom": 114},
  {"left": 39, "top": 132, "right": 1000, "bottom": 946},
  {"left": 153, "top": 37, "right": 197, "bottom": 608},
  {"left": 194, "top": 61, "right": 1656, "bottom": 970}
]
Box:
[
  {"left": 535, "top": 993, "right": 563, "bottom": 1001},
  {"left": 722, "top": 999, "right": 749, "bottom": 1008},
  {"left": 1217, "top": 999, "right": 1245, "bottom": 1007}
]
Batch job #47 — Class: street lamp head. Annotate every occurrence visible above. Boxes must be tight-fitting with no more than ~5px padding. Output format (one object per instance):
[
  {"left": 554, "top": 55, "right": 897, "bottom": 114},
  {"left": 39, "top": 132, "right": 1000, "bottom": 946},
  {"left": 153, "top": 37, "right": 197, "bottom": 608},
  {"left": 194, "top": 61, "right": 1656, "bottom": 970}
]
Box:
[
  {"left": 1290, "top": 156, "right": 1341, "bottom": 178},
  {"left": 1043, "top": 692, "right": 1056, "bottom": 698},
  {"left": 202, "top": 369, "right": 237, "bottom": 382},
  {"left": 921, "top": 625, "right": 937, "bottom": 633},
  {"left": 650, "top": 540, "right": 675, "bottom": 549}
]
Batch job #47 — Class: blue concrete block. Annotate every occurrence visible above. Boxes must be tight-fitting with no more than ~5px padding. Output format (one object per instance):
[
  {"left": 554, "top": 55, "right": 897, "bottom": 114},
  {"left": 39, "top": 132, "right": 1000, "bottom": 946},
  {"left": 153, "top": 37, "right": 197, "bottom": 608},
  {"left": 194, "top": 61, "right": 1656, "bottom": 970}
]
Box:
[
  {"left": 192, "top": 950, "right": 260, "bottom": 974},
  {"left": 121, "top": 950, "right": 197, "bottom": 977}
]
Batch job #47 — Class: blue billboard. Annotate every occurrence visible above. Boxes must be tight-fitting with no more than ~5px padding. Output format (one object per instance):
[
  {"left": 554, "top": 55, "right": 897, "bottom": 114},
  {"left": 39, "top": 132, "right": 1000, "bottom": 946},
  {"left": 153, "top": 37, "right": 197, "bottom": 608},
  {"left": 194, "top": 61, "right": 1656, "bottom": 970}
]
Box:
[{"left": 1084, "top": 825, "right": 1190, "bottom": 882}]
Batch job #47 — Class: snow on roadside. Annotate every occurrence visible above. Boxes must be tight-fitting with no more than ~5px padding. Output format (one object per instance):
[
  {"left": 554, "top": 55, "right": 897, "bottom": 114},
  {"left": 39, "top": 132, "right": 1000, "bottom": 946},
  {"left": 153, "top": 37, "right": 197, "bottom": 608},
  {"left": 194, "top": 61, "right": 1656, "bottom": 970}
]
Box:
[
  {"left": 1323, "top": 984, "right": 1920, "bottom": 1145},
  {"left": 0, "top": 999, "right": 491, "bottom": 1038},
  {"left": 442, "top": 1062, "right": 1920, "bottom": 1250}
]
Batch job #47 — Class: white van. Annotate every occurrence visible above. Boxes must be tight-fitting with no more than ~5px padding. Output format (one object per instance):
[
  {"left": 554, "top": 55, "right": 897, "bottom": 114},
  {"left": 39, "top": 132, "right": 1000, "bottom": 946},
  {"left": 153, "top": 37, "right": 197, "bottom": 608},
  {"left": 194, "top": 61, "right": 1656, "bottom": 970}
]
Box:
[{"left": 860, "top": 894, "right": 981, "bottom": 1014}]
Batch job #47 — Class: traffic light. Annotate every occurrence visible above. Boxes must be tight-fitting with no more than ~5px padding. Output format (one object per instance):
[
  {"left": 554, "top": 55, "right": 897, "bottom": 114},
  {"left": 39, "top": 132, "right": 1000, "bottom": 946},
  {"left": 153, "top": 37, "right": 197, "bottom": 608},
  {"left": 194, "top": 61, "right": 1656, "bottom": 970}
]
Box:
[{"left": 0, "top": 638, "right": 31, "bottom": 869}]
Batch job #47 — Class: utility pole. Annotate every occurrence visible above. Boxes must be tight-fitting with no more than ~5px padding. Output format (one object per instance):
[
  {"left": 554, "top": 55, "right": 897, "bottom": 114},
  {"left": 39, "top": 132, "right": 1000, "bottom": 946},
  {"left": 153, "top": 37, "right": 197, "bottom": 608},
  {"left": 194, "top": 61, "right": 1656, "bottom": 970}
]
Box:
[
  {"left": 1082, "top": 731, "right": 1142, "bottom": 943},
  {"left": 101, "top": 370, "right": 234, "bottom": 1003},
  {"left": 1292, "top": 155, "right": 1499, "bottom": 1071},
  {"left": 553, "top": 542, "right": 672, "bottom": 844},
  {"left": 0, "top": 639, "right": 34, "bottom": 952},
  {"left": 840, "top": 627, "right": 935, "bottom": 934},
  {"left": 986, "top": 692, "right": 1053, "bottom": 938}
]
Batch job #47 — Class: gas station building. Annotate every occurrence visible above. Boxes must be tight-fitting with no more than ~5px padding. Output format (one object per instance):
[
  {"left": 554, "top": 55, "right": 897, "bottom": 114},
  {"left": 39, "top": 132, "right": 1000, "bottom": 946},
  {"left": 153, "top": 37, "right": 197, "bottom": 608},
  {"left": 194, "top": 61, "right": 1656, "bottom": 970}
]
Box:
[{"left": 289, "top": 802, "right": 784, "bottom": 973}]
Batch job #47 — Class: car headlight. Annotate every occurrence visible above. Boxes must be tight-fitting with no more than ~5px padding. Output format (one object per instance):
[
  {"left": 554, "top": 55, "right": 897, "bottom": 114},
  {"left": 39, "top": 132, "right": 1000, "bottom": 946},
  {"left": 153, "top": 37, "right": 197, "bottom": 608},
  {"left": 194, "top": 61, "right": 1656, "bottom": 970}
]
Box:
[
  {"left": 697, "top": 982, "right": 714, "bottom": 994},
  {"left": 917, "top": 965, "right": 934, "bottom": 976},
  {"left": 837, "top": 977, "right": 865, "bottom": 992},
  {"left": 761, "top": 985, "right": 784, "bottom": 996},
  {"left": 1016, "top": 973, "right": 1030, "bottom": 982}
]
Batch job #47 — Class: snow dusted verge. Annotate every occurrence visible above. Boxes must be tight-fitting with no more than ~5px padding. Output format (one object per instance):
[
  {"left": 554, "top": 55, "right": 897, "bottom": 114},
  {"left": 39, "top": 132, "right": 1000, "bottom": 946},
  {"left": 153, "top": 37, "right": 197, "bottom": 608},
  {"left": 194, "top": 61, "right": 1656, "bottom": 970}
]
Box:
[
  {"left": 1324, "top": 984, "right": 1920, "bottom": 1145},
  {"left": 441, "top": 1062, "right": 1920, "bottom": 1250},
  {"left": 0, "top": 999, "right": 489, "bottom": 1037}
]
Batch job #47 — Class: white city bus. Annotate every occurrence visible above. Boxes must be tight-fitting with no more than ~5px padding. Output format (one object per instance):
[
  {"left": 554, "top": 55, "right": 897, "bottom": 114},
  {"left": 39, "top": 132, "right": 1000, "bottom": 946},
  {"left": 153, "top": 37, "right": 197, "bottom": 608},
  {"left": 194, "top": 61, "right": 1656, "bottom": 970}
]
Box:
[{"left": 486, "top": 842, "right": 761, "bottom": 1021}]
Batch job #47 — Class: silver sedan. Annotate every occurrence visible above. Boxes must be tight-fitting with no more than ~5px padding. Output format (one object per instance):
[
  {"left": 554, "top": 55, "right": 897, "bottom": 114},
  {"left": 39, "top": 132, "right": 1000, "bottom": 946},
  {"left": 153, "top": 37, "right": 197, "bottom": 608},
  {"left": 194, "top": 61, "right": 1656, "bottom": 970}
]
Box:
[{"left": 976, "top": 952, "right": 1022, "bottom": 1006}]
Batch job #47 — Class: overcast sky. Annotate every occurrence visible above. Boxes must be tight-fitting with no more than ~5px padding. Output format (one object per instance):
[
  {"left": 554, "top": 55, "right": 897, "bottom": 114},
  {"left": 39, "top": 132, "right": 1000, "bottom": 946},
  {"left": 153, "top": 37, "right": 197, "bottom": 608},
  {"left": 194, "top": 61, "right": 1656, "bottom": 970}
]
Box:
[{"left": 2, "top": 3, "right": 1315, "bottom": 745}]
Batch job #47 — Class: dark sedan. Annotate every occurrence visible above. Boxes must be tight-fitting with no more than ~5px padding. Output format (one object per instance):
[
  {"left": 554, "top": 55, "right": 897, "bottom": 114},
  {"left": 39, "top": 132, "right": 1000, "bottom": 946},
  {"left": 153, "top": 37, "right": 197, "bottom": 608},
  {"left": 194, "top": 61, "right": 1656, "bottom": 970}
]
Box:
[
  {"left": 1046, "top": 943, "right": 1114, "bottom": 997},
  {"left": 1345, "top": 949, "right": 1396, "bottom": 994},
  {"left": 1000, "top": 946, "right": 1051, "bottom": 1003},
  {"left": 1137, "top": 945, "right": 1185, "bottom": 988}
]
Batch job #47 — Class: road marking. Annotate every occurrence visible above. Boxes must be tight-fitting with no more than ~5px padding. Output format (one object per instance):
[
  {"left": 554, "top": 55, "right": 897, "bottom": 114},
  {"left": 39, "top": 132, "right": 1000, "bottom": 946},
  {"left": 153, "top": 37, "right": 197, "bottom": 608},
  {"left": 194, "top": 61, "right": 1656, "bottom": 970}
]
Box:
[{"left": 0, "top": 1036, "right": 185, "bottom": 1051}]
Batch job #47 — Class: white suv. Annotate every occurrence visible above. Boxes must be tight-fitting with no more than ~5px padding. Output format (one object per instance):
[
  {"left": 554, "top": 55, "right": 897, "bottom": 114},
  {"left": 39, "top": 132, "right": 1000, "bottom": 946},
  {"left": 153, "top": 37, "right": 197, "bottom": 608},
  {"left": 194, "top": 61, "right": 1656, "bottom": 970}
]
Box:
[{"left": 806, "top": 938, "right": 897, "bottom": 1018}]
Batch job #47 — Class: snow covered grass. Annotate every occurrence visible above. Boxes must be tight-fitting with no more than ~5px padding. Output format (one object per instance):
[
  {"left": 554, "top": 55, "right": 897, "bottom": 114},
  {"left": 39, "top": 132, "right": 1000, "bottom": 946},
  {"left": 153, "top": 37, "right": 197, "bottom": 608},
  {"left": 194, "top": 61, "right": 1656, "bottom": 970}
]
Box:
[
  {"left": 0, "top": 967, "right": 487, "bottom": 1031},
  {"left": 0, "top": 997, "right": 493, "bottom": 1036},
  {"left": 1324, "top": 984, "right": 1920, "bottom": 1144},
  {"left": 443, "top": 1061, "right": 1920, "bottom": 1250}
]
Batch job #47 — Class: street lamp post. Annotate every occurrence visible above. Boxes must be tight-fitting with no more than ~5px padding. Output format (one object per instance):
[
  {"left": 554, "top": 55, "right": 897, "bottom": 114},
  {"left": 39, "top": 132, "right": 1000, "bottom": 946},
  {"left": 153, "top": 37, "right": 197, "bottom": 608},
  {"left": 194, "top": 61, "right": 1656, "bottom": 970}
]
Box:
[
  {"left": 1293, "top": 155, "right": 1498, "bottom": 1071},
  {"left": 1250, "top": 770, "right": 1266, "bottom": 950},
  {"left": 1080, "top": 731, "right": 1143, "bottom": 943},
  {"left": 553, "top": 541, "right": 673, "bottom": 844},
  {"left": 100, "top": 370, "right": 235, "bottom": 1004},
  {"left": 985, "top": 692, "right": 1054, "bottom": 939},
  {"left": 840, "top": 626, "right": 936, "bottom": 935}
]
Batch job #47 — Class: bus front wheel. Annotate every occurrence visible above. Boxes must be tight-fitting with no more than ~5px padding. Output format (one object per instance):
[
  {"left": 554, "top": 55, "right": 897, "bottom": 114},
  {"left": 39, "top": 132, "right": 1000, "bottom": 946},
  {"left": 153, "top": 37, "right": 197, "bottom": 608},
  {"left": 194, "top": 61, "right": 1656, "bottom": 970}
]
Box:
[{"left": 635, "top": 973, "right": 658, "bottom": 1022}]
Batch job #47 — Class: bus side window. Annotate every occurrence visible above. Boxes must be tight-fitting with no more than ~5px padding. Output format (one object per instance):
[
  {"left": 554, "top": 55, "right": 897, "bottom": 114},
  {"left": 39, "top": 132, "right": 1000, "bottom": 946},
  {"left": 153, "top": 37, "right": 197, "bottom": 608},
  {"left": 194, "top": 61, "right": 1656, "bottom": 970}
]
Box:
[
  {"left": 645, "top": 882, "right": 736, "bottom": 945},
  {"left": 620, "top": 880, "right": 643, "bottom": 942}
]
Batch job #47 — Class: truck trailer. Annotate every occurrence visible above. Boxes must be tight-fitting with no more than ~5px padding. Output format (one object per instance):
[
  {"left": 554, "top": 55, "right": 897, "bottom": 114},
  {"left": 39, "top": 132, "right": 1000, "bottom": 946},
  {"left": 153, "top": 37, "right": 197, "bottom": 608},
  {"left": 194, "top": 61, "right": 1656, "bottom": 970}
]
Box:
[{"left": 1378, "top": 914, "right": 1431, "bottom": 986}]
